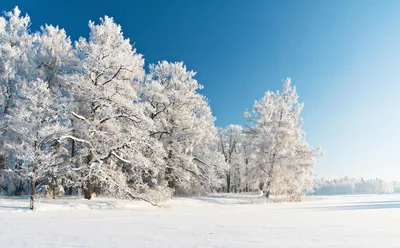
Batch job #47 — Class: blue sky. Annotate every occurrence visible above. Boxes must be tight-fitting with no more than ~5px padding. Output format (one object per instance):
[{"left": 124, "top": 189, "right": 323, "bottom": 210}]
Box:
[{"left": 2, "top": 0, "right": 400, "bottom": 180}]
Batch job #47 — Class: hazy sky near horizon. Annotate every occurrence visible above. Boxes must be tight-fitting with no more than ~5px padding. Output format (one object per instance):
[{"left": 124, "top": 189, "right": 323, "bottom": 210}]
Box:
[{"left": 1, "top": 0, "right": 400, "bottom": 180}]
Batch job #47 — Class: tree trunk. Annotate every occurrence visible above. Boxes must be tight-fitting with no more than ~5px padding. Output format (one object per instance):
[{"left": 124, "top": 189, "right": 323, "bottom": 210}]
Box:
[
  {"left": 265, "top": 181, "right": 271, "bottom": 198},
  {"left": 165, "top": 147, "right": 177, "bottom": 190},
  {"left": 226, "top": 172, "right": 231, "bottom": 193},
  {"left": 84, "top": 152, "right": 93, "bottom": 200},
  {"left": 71, "top": 139, "right": 75, "bottom": 158},
  {"left": 30, "top": 167, "right": 37, "bottom": 210},
  {"left": 93, "top": 183, "right": 98, "bottom": 196},
  {"left": 1, "top": 81, "right": 12, "bottom": 195},
  {"left": 84, "top": 178, "right": 91, "bottom": 200},
  {"left": 51, "top": 177, "right": 57, "bottom": 199},
  {"left": 4, "top": 81, "right": 12, "bottom": 115},
  {"left": 0, "top": 155, "right": 5, "bottom": 195}
]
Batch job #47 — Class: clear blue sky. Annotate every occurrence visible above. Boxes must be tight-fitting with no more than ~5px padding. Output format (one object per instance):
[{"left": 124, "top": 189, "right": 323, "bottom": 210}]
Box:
[{"left": 2, "top": 0, "right": 400, "bottom": 180}]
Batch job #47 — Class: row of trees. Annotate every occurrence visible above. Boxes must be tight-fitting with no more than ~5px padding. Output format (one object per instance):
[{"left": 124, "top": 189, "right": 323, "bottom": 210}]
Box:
[
  {"left": 311, "top": 177, "right": 398, "bottom": 195},
  {"left": 0, "top": 7, "right": 319, "bottom": 206}
]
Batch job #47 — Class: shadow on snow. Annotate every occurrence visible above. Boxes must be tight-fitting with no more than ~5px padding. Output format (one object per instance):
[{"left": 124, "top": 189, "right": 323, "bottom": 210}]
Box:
[
  {"left": 0, "top": 205, "right": 29, "bottom": 211},
  {"left": 301, "top": 200, "right": 400, "bottom": 211}
]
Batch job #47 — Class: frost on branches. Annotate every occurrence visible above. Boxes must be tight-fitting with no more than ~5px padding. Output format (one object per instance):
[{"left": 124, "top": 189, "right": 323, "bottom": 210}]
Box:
[
  {"left": 65, "top": 16, "right": 168, "bottom": 202},
  {"left": 0, "top": 6, "right": 320, "bottom": 204},
  {"left": 6, "top": 79, "right": 73, "bottom": 203},
  {"left": 0, "top": 7, "right": 35, "bottom": 164},
  {"left": 0, "top": 7, "right": 37, "bottom": 195},
  {"left": 144, "top": 61, "right": 226, "bottom": 195},
  {"left": 217, "top": 125, "right": 244, "bottom": 193},
  {"left": 245, "top": 78, "right": 320, "bottom": 200}
]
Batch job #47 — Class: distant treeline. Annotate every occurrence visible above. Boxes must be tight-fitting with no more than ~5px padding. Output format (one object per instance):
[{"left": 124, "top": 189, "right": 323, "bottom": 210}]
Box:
[{"left": 310, "top": 177, "right": 400, "bottom": 195}]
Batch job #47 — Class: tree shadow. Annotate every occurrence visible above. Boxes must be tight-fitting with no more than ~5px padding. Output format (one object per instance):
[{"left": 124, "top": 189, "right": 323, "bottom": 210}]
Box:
[
  {"left": 37, "top": 199, "right": 120, "bottom": 210},
  {"left": 0, "top": 205, "right": 29, "bottom": 211},
  {"left": 1, "top": 196, "right": 122, "bottom": 211},
  {"left": 192, "top": 197, "right": 225, "bottom": 204},
  {"left": 314, "top": 202, "right": 400, "bottom": 211},
  {"left": 350, "top": 200, "right": 400, "bottom": 205},
  {"left": 185, "top": 195, "right": 259, "bottom": 205}
]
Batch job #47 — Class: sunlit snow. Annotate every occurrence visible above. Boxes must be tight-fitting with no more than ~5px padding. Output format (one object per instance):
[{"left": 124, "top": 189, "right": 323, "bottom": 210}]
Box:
[{"left": 1, "top": 194, "right": 399, "bottom": 248}]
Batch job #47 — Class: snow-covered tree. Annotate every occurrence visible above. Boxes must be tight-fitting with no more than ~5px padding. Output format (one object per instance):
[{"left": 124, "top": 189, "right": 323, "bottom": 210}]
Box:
[
  {"left": 239, "top": 133, "right": 258, "bottom": 192},
  {"left": 143, "top": 61, "right": 226, "bottom": 194},
  {"left": 66, "top": 16, "right": 167, "bottom": 201},
  {"left": 191, "top": 106, "right": 227, "bottom": 193},
  {"left": 0, "top": 7, "right": 38, "bottom": 195},
  {"left": 34, "top": 24, "right": 77, "bottom": 89},
  {"left": 0, "top": 7, "right": 36, "bottom": 164},
  {"left": 245, "top": 78, "right": 318, "bottom": 199},
  {"left": 6, "top": 79, "right": 72, "bottom": 208},
  {"left": 217, "top": 125, "right": 243, "bottom": 192},
  {"left": 33, "top": 23, "right": 79, "bottom": 196}
]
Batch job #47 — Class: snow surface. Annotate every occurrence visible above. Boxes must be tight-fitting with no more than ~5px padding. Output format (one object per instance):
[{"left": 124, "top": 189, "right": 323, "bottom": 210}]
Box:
[{"left": 1, "top": 194, "right": 400, "bottom": 247}]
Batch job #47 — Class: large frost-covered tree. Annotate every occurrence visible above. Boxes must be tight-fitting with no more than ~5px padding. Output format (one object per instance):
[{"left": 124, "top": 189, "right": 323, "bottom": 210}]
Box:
[
  {"left": 6, "top": 79, "right": 72, "bottom": 208},
  {"left": 66, "top": 16, "right": 166, "bottom": 201},
  {"left": 245, "top": 78, "right": 318, "bottom": 199},
  {"left": 0, "top": 9, "right": 78, "bottom": 197},
  {"left": 33, "top": 23, "right": 79, "bottom": 196},
  {"left": 143, "top": 61, "right": 226, "bottom": 194},
  {"left": 0, "top": 7, "right": 36, "bottom": 163},
  {"left": 0, "top": 7, "right": 37, "bottom": 195}
]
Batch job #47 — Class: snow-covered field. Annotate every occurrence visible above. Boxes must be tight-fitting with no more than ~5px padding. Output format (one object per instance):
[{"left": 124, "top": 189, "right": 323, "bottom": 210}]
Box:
[{"left": 1, "top": 194, "right": 400, "bottom": 248}]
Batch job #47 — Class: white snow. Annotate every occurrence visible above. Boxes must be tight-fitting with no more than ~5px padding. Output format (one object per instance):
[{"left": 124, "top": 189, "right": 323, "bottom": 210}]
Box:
[{"left": 1, "top": 194, "right": 400, "bottom": 248}]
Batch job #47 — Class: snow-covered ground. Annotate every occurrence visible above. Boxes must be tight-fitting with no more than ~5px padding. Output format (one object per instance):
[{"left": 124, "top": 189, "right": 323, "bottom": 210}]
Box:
[{"left": 1, "top": 194, "right": 400, "bottom": 248}]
